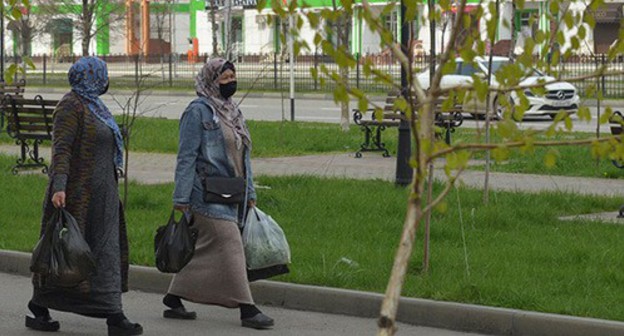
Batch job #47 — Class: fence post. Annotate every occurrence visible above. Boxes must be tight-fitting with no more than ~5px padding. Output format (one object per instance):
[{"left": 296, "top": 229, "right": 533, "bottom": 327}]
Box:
[
  {"left": 314, "top": 50, "right": 318, "bottom": 91},
  {"left": 356, "top": 53, "right": 360, "bottom": 89},
  {"left": 168, "top": 53, "right": 173, "bottom": 87},
  {"left": 134, "top": 54, "right": 139, "bottom": 87},
  {"left": 273, "top": 52, "right": 278, "bottom": 90},
  {"left": 601, "top": 54, "right": 606, "bottom": 97},
  {"left": 43, "top": 54, "right": 47, "bottom": 85}
]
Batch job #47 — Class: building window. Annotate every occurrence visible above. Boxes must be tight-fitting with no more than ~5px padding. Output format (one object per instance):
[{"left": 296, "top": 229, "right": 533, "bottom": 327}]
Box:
[
  {"left": 50, "top": 19, "right": 73, "bottom": 58},
  {"left": 514, "top": 10, "right": 538, "bottom": 40},
  {"left": 384, "top": 10, "right": 398, "bottom": 42}
]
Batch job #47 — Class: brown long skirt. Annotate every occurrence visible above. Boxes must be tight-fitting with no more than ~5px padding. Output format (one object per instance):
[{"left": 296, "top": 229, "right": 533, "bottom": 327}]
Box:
[{"left": 167, "top": 213, "right": 254, "bottom": 308}]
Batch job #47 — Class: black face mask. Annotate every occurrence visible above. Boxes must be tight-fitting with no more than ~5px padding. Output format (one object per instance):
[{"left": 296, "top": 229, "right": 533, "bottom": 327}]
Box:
[{"left": 219, "top": 81, "right": 237, "bottom": 99}]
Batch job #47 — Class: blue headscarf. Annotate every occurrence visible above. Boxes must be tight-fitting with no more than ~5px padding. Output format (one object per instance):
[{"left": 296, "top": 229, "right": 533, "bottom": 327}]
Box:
[{"left": 68, "top": 57, "right": 123, "bottom": 169}]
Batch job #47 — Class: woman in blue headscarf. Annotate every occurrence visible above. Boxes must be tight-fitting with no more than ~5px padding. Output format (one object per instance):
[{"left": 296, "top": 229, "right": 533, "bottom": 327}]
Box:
[{"left": 27, "top": 57, "right": 142, "bottom": 336}]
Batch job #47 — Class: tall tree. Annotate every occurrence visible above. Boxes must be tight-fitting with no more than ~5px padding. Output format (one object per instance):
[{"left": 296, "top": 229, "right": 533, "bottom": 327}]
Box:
[
  {"left": 209, "top": 0, "right": 219, "bottom": 56},
  {"left": 329, "top": 0, "right": 352, "bottom": 131},
  {"left": 39, "top": 0, "right": 125, "bottom": 56},
  {"left": 1, "top": 0, "right": 36, "bottom": 82}
]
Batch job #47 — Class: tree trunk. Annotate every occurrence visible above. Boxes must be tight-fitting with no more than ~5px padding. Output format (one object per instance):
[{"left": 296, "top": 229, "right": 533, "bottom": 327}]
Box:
[
  {"left": 210, "top": 0, "right": 218, "bottom": 56},
  {"left": 82, "top": 1, "right": 91, "bottom": 56},
  {"left": 224, "top": 0, "right": 233, "bottom": 59},
  {"left": 377, "top": 100, "right": 434, "bottom": 336},
  {"left": 509, "top": 3, "right": 516, "bottom": 58},
  {"left": 377, "top": 192, "right": 422, "bottom": 336}
]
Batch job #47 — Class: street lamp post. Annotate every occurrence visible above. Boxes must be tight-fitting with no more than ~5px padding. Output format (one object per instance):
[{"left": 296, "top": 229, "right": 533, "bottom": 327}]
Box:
[
  {"left": 1, "top": 3, "right": 4, "bottom": 82},
  {"left": 395, "top": 0, "right": 412, "bottom": 186}
]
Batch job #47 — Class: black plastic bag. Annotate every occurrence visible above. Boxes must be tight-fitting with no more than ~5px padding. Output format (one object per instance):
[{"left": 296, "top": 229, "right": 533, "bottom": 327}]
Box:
[
  {"left": 30, "top": 208, "right": 96, "bottom": 288},
  {"left": 154, "top": 211, "right": 198, "bottom": 273}
]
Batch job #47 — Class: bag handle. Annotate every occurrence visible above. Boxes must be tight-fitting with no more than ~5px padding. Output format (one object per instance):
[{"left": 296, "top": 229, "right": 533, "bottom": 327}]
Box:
[{"left": 170, "top": 209, "right": 194, "bottom": 227}]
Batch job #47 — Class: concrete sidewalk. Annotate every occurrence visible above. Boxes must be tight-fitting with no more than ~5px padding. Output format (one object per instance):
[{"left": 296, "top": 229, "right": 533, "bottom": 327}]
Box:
[{"left": 3, "top": 144, "right": 624, "bottom": 197}]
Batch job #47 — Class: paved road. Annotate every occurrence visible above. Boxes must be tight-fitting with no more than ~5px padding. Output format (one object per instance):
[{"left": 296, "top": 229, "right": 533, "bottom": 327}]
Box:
[
  {"left": 0, "top": 272, "right": 482, "bottom": 336},
  {"left": 32, "top": 90, "right": 623, "bottom": 133}
]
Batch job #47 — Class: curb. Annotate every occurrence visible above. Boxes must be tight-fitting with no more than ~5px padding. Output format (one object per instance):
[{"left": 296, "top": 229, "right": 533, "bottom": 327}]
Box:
[{"left": 2, "top": 250, "right": 624, "bottom": 336}]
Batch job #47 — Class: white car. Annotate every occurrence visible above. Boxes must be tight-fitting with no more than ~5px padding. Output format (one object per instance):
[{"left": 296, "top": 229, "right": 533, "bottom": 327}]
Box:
[{"left": 416, "top": 56, "right": 580, "bottom": 119}]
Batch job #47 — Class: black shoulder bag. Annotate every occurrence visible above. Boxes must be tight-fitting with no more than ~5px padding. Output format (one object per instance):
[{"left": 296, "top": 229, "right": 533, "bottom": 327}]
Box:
[{"left": 202, "top": 176, "right": 246, "bottom": 204}]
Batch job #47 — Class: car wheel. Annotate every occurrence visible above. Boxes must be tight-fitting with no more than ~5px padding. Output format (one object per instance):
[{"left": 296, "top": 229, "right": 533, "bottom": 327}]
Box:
[
  {"left": 492, "top": 96, "right": 504, "bottom": 120},
  {"left": 492, "top": 95, "right": 517, "bottom": 121}
]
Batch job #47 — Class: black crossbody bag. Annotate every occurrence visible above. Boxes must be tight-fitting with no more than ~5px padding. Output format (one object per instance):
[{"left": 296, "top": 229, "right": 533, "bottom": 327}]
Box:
[{"left": 202, "top": 176, "right": 246, "bottom": 204}]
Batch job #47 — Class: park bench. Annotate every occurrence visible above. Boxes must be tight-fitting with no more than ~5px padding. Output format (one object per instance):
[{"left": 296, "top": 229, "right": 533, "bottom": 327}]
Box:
[
  {"left": 0, "top": 79, "right": 26, "bottom": 132},
  {"left": 353, "top": 92, "right": 463, "bottom": 158},
  {"left": 3, "top": 94, "right": 59, "bottom": 174}
]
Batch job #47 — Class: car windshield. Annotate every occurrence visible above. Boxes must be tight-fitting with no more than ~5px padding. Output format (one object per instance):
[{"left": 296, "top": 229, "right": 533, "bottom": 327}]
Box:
[
  {"left": 479, "top": 60, "right": 544, "bottom": 77},
  {"left": 478, "top": 60, "right": 509, "bottom": 75}
]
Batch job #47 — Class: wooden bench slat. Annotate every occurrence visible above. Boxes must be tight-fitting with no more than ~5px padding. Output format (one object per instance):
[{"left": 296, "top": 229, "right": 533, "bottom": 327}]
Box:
[
  {"left": 6, "top": 107, "right": 55, "bottom": 114},
  {"left": 14, "top": 124, "right": 52, "bottom": 132},
  {"left": 9, "top": 100, "right": 58, "bottom": 106},
  {"left": 8, "top": 116, "right": 52, "bottom": 124}
]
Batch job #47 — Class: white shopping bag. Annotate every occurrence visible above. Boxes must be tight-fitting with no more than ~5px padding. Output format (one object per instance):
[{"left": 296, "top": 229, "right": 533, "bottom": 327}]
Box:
[{"left": 242, "top": 207, "right": 291, "bottom": 270}]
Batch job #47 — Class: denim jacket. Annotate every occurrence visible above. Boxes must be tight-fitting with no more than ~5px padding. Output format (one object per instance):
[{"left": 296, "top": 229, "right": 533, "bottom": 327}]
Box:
[{"left": 173, "top": 97, "right": 256, "bottom": 223}]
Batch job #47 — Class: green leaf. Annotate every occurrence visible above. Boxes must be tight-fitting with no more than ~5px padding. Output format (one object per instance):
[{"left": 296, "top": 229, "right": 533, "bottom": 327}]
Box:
[
  {"left": 308, "top": 12, "right": 319, "bottom": 28},
  {"left": 578, "top": 25, "right": 586, "bottom": 40},
  {"left": 564, "top": 114, "right": 572, "bottom": 130},
  {"left": 577, "top": 106, "right": 591, "bottom": 122},
  {"left": 564, "top": 12, "right": 574, "bottom": 29},
  {"left": 358, "top": 98, "right": 369, "bottom": 114},
  {"left": 492, "top": 146, "right": 510, "bottom": 162},
  {"left": 600, "top": 107, "right": 614, "bottom": 124},
  {"left": 549, "top": 1, "right": 559, "bottom": 15},
  {"left": 23, "top": 56, "right": 35, "bottom": 70},
  {"left": 435, "top": 201, "right": 448, "bottom": 214},
  {"left": 544, "top": 149, "right": 558, "bottom": 168},
  {"left": 4, "top": 63, "right": 17, "bottom": 84}
]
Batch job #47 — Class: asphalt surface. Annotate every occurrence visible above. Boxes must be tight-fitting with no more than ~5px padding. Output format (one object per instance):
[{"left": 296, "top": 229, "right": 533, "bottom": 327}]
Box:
[
  {"left": 0, "top": 272, "right": 480, "bottom": 336},
  {"left": 24, "top": 87, "right": 624, "bottom": 133}
]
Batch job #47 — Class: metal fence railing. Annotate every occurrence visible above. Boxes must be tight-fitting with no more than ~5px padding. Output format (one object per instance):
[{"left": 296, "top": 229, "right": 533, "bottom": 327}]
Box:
[{"left": 6, "top": 53, "right": 624, "bottom": 97}]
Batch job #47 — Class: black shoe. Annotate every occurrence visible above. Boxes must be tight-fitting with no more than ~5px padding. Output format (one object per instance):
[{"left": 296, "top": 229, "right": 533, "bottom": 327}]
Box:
[
  {"left": 25, "top": 315, "right": 60, "bottom": 332},
  {"left": 163, "top": 306, "right": 197, "bottom": 320},
  {"left": 107, "top": 318, "right": 143, "bottom": 336},
  {"left": 241, "top": 313, "right": 274, "bottom": 330}
]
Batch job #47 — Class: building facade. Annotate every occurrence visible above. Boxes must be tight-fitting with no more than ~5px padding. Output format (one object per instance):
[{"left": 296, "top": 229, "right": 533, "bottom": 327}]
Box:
[{"left": 12, "top": 0, "right": 624, "bottom": 57}]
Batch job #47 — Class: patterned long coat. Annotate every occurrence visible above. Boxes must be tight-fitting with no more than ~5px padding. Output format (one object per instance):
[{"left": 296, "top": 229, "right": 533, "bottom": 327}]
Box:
[{"left": 32, "top": 92, "right": 129, "bottom": 293}]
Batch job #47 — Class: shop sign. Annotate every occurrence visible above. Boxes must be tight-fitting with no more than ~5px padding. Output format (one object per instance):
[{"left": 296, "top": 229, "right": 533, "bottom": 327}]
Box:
[{"left": 207, "top": 0, "right": 259, "bottom": 9}]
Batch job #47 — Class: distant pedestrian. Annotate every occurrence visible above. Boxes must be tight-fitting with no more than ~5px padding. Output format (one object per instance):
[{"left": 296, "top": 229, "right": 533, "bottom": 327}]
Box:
[
  {"left": 164, "top": 58, "right": 274, "bottom": 329},
  {"left": 27, "top": 57, "right": 143, "bottom": 336}
]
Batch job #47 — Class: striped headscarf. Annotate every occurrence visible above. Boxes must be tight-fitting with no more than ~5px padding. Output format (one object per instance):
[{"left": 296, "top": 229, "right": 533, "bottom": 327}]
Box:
[
  {"left": 68, "top": 57, "right": 124, "bottom": 168},
  {"left": 195, "top": 58, "right": 251, "bottom": 149}
]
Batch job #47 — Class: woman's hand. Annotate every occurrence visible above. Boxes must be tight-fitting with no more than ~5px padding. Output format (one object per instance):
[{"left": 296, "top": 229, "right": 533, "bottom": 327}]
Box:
[
  {"left": 52, "top": 191, "right": 66, "bottom": 208},
  {"left": 247, "top": 199, "right": 256, "bottom": 208}
]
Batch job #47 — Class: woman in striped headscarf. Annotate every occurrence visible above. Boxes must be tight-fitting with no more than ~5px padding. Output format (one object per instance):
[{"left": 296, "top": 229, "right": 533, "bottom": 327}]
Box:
[
  {"left": 27, "top": 57, "right": 142, "bottom": 336},
  {"left": 164, "top": 58, "right": 277, "bottom": 329}
]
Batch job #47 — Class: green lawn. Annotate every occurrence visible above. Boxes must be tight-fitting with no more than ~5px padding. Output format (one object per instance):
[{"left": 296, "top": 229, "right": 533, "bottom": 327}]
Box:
[{"left": 2, "top": 153, "right": 624, "bottom": 322}]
